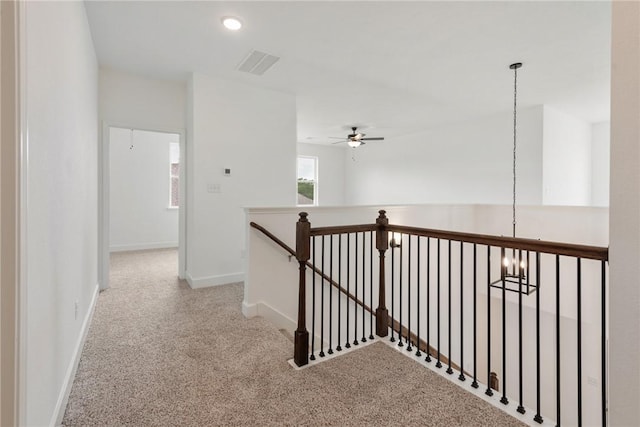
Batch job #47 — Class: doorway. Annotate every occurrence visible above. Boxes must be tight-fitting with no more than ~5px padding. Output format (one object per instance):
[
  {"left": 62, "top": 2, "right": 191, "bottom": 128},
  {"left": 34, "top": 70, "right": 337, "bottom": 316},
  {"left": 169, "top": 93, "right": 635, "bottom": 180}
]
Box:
[{"left": 99, "top": 125, "right": 186, "bottom": 290}]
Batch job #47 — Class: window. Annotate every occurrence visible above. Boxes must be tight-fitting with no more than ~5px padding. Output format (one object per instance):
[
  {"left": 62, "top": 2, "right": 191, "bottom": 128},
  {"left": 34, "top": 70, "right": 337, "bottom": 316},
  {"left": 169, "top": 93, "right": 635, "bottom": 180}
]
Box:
[
  {"left": 297, "top": 156, "right": 318, "bottom": 206},
  {"left": 169, "top": 142, "right": 180, "bottom": 208}
]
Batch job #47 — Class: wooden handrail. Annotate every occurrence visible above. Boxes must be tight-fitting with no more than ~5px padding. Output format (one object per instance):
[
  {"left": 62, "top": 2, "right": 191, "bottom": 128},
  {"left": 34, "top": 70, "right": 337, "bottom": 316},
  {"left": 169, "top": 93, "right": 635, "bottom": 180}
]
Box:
[
  {"left": 250, "top": 220, "right": 458, "bottom": 370},
  {"left": 386, "top": 224, "right": 609, "bottom": 261},
  {"left": 250, "top": 221, "right": 371, "bottom": 314},
  {"left": 310, "top": 223, "right": 377, "bottom": 236}
]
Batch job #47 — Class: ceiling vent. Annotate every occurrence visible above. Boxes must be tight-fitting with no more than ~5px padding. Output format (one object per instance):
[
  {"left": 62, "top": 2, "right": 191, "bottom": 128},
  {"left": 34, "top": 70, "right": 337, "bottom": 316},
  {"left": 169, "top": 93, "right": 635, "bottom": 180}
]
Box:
[{"left": 237, "top": 50, "right": 280, "bottom": 76}]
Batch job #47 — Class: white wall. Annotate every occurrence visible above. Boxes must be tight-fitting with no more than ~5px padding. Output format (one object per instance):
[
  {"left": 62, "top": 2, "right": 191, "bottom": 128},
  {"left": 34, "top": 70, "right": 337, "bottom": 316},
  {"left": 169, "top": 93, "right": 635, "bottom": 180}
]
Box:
[
  {"left": 186, "top": 72, "right": 296, "bottom": 287},
  {"left": 542, "top": 106, "right": 592, "bottom": 205},
  {"left": 109, "top": 128, "right": 179, "bottom": 252},
  {"left": 24, "top": 2, "right": 98, "bottom": 425},
  {"left": 99, "top": 68, "right": 186, "bottom": 130},
  {"left": 609, "top": 1, "right": 640, "bottom": 425},
  {"left": 297, "top": 143, "right": 345, "bottom": 206},
  {"left": 591, "top": 121, "right": 610, "bottom": 207},
  {"left": 344, "top": 107, "right": 544, "bottom": 206}
]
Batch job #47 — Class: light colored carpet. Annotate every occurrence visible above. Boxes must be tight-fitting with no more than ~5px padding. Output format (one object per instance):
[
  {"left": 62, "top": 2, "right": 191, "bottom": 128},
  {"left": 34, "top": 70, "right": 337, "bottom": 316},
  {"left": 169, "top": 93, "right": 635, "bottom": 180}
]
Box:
[{"left": 62, "top": 249, "right": 525, "bottom": 426}]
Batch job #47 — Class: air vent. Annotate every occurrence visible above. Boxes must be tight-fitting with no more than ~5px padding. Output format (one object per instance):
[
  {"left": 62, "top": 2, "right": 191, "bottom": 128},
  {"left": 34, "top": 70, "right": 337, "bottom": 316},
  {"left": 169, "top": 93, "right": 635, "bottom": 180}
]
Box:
[{"left": 237, "top": 50, "right": 280, "bottom": 75}]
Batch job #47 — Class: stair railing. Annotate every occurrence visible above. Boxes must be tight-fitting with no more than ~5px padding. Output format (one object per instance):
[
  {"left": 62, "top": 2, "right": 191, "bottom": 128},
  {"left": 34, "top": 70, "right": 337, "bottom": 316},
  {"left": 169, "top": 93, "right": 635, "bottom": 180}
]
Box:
[{"left": 285, "top": 209, "right": 608, "bottom": 426}]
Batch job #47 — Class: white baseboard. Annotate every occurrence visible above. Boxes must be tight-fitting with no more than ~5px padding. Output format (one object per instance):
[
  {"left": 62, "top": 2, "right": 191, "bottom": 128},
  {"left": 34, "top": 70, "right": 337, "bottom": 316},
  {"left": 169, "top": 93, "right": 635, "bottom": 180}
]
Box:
[
  {"left": 185, "top": 272, "right": 244, "bottom": 289},
  {"left": 254, "top": 302, "right": 297, "bottom": 332},
  {"left": 242, "top": 301, "right": 258, "bottom": 318},
  {"left": 109, "top": 241, "right": 178, "bottom": 252},
  {"left": 52, "top": 283, "right": 100, "bottom": 426}
]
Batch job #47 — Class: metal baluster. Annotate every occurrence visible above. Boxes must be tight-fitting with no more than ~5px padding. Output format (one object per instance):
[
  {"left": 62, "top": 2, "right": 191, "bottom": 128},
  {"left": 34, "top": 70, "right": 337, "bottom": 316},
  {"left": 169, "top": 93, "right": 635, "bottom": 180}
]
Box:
[
  {"left": 416, "top": 237, "right": 422, "bottom": 357},
  {"left": 319, "top": 236, "right": 325, "bottom": 358},
  {"left": 346, "top": 234, "right": 351, "bottom": 349},
  {"left": 337, "top": 235, "right": 342, "bottom": 352},
  {"left": 601, "top": 260, "right": 607, "bottom": 427},
  {"left": 517, "top": 249, "right": 524, "bottom": 413},
  {"left": 354, "top": 233, "right": 359, "bottom": 346},
  {"left": 362, "top": 232, "right": 366, "bottom": 343},
  {"left": 577, "top": 258, "right": 582, "bottom": 427},
  {"left": 459, "top": 242, "right": 466, "bottom": 381},
  {"left": 369, "top": 230, "right": 374, "bottom": 340},
  {"left": 426, "top": 238, "right": 432, "bottom": 363},
  {"left": 556, "top": 254, "right": 561, "bottom": 426},
  {"left": 399, "top": 233, "right": 404, "bottom": 348},
  {"left": 390, "top": 235, "right": 396, "bottom": 343},
  {"left": 486, "top": 246, "right": 493, "bottom": 397},
  {"left": 407, "top": 235, "right": 413, "bottom": 352},
  {"left": 328, "top": 235, "right": 334, "bottom": 355},
  {"left": 447, "top": 240, "right": 453, "bottom": 375},
  {"left": 310, "top": 236, "right": 316, "bottom": 361},
  {"left": 534, "top": 252, "right": 543, "bottom": 423},
  {"left": 472, "top": 244, "right": 479, "bottom": 389},
  {"left": 501, "top": 247, "right": 508, "bottom": 405},
  {"left": 436, "top": 239, "right": 442, "bottom": 368}
]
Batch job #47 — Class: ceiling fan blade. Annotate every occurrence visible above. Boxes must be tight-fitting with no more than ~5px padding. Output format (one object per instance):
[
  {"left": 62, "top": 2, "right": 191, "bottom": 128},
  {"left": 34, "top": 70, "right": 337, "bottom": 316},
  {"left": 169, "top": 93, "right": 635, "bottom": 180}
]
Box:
[
  {"left": 360, "top": 137, "right": 384, "bottom": 141},
  {"left": 327, "top": 137, "right": 346, "bottom": 140},
  {"left": 331, "top": 141, "right": 346, "bottom": 145}
]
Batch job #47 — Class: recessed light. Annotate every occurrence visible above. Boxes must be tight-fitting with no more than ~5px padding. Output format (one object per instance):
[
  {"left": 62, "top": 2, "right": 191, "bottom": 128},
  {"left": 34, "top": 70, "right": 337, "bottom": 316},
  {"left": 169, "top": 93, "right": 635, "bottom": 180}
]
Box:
[{"left": 222, "top": 16, "right": 242, "bottom": 31}]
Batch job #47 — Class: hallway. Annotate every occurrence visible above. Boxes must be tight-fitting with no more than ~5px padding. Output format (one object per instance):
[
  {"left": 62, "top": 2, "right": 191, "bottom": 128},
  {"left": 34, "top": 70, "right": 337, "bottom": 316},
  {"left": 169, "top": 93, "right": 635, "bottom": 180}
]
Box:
[{"left": 62, "top": 249, "right": 524, "bottom": 426}]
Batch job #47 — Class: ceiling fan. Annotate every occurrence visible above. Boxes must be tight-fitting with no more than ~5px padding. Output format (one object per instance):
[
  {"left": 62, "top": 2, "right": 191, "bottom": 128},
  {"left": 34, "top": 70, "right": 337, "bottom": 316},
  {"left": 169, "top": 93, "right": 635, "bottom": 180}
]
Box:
[{"left": 331, "top": 127, "right": 385, "bottom": 148}]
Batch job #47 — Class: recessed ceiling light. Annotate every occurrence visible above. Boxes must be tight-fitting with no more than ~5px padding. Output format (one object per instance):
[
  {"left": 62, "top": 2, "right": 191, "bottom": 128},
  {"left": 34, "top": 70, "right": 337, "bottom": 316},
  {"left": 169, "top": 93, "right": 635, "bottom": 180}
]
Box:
[{"left": 222, "top": 17, "right": 242, "bottom": 31}]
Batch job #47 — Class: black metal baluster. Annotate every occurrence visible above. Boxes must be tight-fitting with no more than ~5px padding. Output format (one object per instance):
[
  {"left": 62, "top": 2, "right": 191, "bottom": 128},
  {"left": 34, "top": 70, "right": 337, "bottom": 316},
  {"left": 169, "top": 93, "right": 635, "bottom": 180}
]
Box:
[
  {"left": 486, "top": 246, "right": 493, "bottom": 397},
  {"left": 346, "top": 234, "right": 351, "bottom": 349},
  {"left": 399, "top": 234, "right": 404, "bottom": 348},
  {"left": 447, "top": 240, "right": 453, "bottom": 375},
  {"left": 601, "top": 260, "right": 607, "bottom": 427},
  {"left": 577, "top": 258, "right": 582, "bottom": 427},
  {"left": 416, "top": 237, "right": 422, "bottom": 357},
  {"left": 534, "top": 252, "right": 543, "bottom": 423},
  {"left": 310, "top": 236, "right": 316, "bottom": 361},
  {"left": 459, "top": 242, "right": 465, "bottom": 381},
  {"left": 328, "top": 235, "right": 334, "bottom": 355},
  {"left": 369, "top": 231, "right": 374, "bottom": 340},
  {"left": 319, "top": 236, "right": 326, "bottom": 358},
  {"left": 362, "top": 232, "right": 366, "bottom": 343},
  {"left": 472, "top": 244, "right": 478, "bottom": 389},
  {"left": 426, "top": 238, "right": 432, "bottom": 363},
  {"left": 407, "top": 235, "right": 413, "bottom": 352},
  {"left": 517, "top": 249, "right": 524, "bottom": 413},
  {"left": 391, "top": 235, "right": 396, "bottom": 343},
  {"left": 556, "top": 254, "right": 561, "bottom": 426},
  {"left": 501, "top": 247, "right": 508, "bottom": 405},
  {"left": 436, "top": 238, "right": 442, "bottom": 368},
  {"left": 337, "top": 235, "right": 342, "bottom": 352},
  {"left": 354, "top": 233, "right": 359, "bottom": 346}
]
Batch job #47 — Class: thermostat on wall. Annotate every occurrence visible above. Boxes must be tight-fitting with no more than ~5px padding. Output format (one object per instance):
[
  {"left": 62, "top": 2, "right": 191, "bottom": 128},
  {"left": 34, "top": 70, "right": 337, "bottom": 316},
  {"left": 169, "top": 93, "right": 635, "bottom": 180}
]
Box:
[{"left": 224, "top": 168, "right": 231, "bottom": 176}]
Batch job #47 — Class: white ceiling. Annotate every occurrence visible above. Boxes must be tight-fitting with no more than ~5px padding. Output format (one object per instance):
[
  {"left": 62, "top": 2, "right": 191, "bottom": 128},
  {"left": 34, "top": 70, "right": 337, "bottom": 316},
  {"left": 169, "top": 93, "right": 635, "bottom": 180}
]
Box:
[{"left": 85, "top": 1, "right": 611, "bottom": 143}]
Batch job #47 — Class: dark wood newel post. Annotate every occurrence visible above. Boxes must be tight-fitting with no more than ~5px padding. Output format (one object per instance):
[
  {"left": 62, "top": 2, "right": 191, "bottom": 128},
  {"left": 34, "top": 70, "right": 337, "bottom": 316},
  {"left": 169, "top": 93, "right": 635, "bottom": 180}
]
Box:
[
  {"left": 375, "top": 210, "right": 389, "bottom": 337},
  {"left": 294, "top": 212, "right": 311, "bottom": 366}
]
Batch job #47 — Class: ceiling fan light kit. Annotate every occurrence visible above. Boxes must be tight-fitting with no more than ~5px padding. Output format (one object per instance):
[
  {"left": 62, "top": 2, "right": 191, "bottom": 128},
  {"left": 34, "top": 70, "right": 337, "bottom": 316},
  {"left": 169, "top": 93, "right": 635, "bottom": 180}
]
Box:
[{"left": 332, "top": 126, "right": 385, "bottom": 148}]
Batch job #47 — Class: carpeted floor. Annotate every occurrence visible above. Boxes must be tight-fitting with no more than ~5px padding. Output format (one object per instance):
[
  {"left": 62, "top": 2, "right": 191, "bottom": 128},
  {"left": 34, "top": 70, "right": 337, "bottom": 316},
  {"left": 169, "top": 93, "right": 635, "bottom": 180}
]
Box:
[{"left": 62, "top": 249, "right": 525, "bottom": 426}]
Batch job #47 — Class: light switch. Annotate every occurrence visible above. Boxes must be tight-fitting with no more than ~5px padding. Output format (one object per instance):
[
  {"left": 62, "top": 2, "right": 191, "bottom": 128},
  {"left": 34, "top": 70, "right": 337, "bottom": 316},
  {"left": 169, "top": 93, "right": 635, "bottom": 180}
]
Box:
[{"left": 207, "top": 183, "right": 221, "bottom": 193}]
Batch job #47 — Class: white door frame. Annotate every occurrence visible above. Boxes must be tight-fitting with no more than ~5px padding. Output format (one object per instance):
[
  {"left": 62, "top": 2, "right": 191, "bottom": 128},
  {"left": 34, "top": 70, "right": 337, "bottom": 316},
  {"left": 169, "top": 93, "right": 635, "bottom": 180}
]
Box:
[
  {"left": 99, "top": 122, "right": 187, "bottom": 290},
  {"left": 1, "top": 0, "right": 27, "bottom": 424}
]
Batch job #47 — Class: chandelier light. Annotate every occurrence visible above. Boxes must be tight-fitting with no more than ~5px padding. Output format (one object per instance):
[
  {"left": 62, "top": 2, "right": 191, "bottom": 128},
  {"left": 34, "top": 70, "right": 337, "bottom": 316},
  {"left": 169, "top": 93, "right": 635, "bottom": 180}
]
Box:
[{"left": 491, "top": 62, "right": 538, "bottom": 295}]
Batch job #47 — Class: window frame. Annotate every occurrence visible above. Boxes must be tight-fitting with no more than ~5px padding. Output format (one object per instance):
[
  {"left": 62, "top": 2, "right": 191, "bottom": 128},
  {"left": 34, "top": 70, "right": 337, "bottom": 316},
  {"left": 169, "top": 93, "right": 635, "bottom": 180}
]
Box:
[
  {"left": 297, "top": 155, "right": 318, "bottom": 206},
  {"left": 169, "top": 141, "right": 180, "bottom": 209}
]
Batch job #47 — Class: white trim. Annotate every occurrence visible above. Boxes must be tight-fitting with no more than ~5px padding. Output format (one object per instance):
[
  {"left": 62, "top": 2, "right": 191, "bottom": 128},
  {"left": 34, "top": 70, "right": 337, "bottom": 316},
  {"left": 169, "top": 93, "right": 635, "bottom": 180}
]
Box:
[
  {"left": 185, "top": 272, "right": 244, "bottom": 289},
  {"left": 241, "top": 301, "right": 258, "bottom": 318},
  {"left": 51, "top": 283, "right": 99, "bottom": 427},
  {"left": 109, "top": 242, "right": 178, "bottom": 253}
]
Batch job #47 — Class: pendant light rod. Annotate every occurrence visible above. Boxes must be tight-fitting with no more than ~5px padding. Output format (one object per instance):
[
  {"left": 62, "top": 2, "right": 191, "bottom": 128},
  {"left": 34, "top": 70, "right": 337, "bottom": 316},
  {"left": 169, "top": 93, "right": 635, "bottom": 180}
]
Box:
[{"left": 510, "top": 62, "right": 522, "bottom": 239}]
